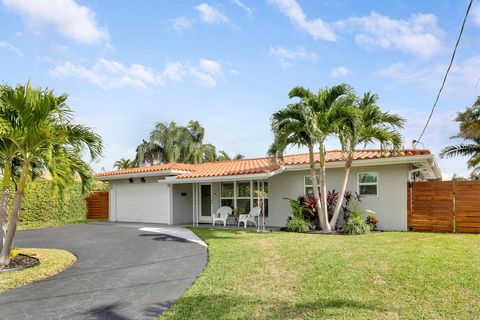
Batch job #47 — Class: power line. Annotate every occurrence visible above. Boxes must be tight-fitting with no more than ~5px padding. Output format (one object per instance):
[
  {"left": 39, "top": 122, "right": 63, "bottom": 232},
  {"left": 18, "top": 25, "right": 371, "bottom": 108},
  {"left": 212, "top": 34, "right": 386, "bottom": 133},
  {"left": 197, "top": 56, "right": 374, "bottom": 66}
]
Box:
[{"left": 415, "top": 0, "right": 473, "bottom": 145}]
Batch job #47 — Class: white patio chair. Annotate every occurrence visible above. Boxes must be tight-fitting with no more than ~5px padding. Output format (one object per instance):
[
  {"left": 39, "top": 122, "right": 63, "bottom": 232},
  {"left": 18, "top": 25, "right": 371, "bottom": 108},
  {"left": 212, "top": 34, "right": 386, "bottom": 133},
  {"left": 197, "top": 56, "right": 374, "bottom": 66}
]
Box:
[
  {"left": 212, "top": 206, "right": 232, "bottom": 226},
  {"left": 238, "top": 206, "right": 262, "bottom": 228}
]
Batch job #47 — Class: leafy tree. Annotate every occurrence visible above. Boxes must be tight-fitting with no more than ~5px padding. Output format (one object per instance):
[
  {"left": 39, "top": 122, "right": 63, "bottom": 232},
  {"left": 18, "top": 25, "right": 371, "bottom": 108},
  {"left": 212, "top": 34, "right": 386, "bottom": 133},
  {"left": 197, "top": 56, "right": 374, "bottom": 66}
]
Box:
[
  {"left": 134, "top": 139, "right": 162, "bottom": 166},
  {"left": 216, "top": 150, "right": 231, "bottom": 161},
  {"left": 114, "top": 158, "right": 133, "bottom": 170},
  {"left": 0, "top": 82, "right": 103, "bottom": 265},
  {"left": 269, "top": 102, "right": 323, "bottom": 229},
  {"left": 233, "top": 154, "right": 245, "bottom": 160},
  {"left": 329, "top": 92, "right": 404, "bottom": 228},
  {"left": 440, "top": 97, "right": 480, "bottom": 174}
]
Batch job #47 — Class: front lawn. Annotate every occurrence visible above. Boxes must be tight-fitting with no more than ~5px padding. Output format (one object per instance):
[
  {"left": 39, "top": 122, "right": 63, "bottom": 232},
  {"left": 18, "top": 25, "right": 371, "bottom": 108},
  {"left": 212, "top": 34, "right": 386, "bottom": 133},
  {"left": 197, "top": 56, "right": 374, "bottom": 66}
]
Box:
[
  {"left": 160, "top": 229, "right": 480, "bottom": 319},
  {"left": 0, "top": 248, "right": 76, "bottom": 292}
]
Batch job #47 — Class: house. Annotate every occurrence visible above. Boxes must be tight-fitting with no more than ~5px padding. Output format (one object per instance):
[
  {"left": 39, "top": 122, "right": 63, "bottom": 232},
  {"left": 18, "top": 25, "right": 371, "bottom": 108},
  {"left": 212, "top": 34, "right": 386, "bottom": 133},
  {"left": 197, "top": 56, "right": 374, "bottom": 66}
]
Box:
[{"left": 96, "top": 149, "right": 441, "bottom": 231}]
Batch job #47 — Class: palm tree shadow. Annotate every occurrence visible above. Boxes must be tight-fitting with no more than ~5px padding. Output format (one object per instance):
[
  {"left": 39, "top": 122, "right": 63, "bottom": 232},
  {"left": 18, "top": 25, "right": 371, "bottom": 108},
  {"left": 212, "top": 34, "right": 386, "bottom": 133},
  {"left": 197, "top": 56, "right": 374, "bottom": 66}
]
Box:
[
  {"left": 138, "top": 233, "right": 190, "bottom": 243},
  {"left": 81, "top": 303, "right": 132, "bottom": 320}
]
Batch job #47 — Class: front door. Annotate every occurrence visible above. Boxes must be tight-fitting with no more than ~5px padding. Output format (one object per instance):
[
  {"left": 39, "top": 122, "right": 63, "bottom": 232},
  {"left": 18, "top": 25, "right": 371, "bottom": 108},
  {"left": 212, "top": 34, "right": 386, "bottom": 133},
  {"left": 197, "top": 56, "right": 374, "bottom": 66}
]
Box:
[{"left": 200, "top": 184, "right": 212, "bottom": 222}]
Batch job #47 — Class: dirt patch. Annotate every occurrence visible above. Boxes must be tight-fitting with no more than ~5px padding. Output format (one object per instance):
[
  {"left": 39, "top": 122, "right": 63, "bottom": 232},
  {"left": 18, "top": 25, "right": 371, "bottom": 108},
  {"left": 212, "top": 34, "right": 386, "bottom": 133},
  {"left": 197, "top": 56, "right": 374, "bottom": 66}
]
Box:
[{"left": 0, "top": 254, "right": 39, "bottom": 272}]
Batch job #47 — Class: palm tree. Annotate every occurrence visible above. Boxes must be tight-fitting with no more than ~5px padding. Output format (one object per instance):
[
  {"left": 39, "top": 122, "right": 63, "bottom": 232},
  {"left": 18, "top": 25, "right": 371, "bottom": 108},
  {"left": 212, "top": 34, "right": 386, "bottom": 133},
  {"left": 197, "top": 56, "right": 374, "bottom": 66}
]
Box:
[
  {"left": 440, "top": 97, "right": 480, "bottom": 173},
  {"left": 134, "top": 139, "right": 162, "bottom": 166},
  {"left": 200, "top": 143, "right": 217, "bottom": 163},
  {"left": 288, "top": 85, "right": 354, "bottom": 231},
  {"left": 216, "top": 150, "right": 231, "bottom": 161},
  {"left": 114, "top": 158, "right": 133, "bottom": 170},
  {"left": 329, "top": 92, "right": 404, "bottom": 228},
  {"left": 233, "top": 154, "right": 245, "bottom": 160},
  {"left": 268, "top": 102, "right": 323, "bottom": 229},
  {"left": 0, "top": 82, "right": 103, "bottom": 265}
]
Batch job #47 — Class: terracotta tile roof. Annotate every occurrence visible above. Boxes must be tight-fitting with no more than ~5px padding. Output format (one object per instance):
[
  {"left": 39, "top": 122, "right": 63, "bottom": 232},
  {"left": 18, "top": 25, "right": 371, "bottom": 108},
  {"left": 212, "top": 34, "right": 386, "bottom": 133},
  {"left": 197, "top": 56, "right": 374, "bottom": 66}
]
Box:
[
  {"left": 96, "top": 163, "right": 197, "bottom": 177},
  {"left": 96, "top": 149, "right": 431, "bottom": 179}
]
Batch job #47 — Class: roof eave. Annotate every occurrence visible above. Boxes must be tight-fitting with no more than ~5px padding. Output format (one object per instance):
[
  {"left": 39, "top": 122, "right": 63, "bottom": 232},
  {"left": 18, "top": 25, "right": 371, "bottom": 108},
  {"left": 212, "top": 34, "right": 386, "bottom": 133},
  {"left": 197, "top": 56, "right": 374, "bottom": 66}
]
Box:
[{"left": 96, "top": 169, "right": 192, "bottom": 181}]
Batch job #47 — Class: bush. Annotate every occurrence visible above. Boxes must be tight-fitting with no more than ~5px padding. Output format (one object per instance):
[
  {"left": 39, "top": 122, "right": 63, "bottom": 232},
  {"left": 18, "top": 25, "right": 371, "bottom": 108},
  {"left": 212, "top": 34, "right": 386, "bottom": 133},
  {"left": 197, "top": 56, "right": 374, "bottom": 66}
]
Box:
[
  {"left": 366, "top": 214, "right": 379, "bottom": 231},
  {"left": 286, "top": 217, "right": 310, "bottom": 233},
  {"left": 9, "top": 248, "right": 20, "bottom": 259},
  {"left": 342, "top": 207, "right": 371, "bottom": 235},
  {"left": 11, "top": 178, "right": 87, "bottom": 224}
]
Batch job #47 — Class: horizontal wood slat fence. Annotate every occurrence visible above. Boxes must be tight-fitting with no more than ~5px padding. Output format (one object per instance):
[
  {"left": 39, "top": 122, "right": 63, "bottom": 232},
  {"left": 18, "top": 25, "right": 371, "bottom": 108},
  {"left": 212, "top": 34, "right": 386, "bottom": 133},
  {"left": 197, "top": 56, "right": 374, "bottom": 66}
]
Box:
[
  {"left": 86, "top": 191, "right": 109, "bottom": 219},
  {"left": 408, "top": 181, "right": 480, "bottom": 233}
]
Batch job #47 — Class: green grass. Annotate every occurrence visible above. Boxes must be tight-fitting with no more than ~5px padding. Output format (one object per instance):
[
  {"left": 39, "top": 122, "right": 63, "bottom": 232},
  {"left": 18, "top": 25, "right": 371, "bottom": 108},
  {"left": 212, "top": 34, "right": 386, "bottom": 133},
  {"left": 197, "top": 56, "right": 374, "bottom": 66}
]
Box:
[
  {"left": 160, "top": 229, "right": 480, "bottom": 320},
  {"left": 0, "top": 248, "right": 76, "bottom": 292}
]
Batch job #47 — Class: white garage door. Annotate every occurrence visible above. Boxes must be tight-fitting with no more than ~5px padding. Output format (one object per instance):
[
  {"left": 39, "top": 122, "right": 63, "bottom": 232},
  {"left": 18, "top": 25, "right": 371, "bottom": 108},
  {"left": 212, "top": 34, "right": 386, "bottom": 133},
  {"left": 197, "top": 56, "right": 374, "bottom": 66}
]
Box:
[{"left": 114, "top": 183, "right": 170, "bottom": 224}]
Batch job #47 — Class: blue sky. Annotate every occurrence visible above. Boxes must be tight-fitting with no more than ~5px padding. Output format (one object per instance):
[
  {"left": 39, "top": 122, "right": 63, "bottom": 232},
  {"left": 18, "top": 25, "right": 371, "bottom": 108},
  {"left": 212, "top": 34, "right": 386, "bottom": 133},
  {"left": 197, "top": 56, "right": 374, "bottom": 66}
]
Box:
[{"left": 1, "top": 0, "right": 479, "bottom": 178}]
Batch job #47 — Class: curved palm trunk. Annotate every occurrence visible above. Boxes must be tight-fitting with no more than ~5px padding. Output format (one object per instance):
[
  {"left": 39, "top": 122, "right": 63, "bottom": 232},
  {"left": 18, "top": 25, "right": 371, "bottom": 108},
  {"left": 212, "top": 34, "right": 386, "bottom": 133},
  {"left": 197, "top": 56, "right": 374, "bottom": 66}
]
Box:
[
  {"left": 308, "top": 146, "right": 322, "bottom": 229},
  {"left": 330, "top": 156, "right": 352, "bottom": 229},
  {"left": 0, "top": 161, "right": 12, "bottom": 251},
  {"left": 318, "top": 143, "right": 331, "bottom": 232},
  {"left": 0, "top": 162, "right": 29, "bottom": 266}
]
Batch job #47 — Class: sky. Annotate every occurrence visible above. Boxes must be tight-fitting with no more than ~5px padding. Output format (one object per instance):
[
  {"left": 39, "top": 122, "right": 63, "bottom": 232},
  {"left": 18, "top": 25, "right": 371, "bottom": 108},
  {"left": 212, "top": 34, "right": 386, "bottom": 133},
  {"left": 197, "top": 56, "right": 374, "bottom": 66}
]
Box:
[{"left": 0, "top": 0, "right": 479, "bottom": 179}]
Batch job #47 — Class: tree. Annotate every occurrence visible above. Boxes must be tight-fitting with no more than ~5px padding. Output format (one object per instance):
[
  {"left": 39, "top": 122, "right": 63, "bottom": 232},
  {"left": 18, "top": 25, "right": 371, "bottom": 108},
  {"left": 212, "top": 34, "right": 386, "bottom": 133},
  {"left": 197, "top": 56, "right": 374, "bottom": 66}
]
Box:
[
  {"left": 233, "top": 154, "right": 245, "bottom": 160},
  {"left": 114, "top": 158, "right": 133, "bottom": 170},
  {"left": 216, "top": 150, "right": 231, "bottom": 161},
  {"left": 329, "top": 92, "right": 404, "bottom": 228},
  {"left": 440, "top": 97, "right": 480, "bottom": 174},
  {"left": 288, "top": 85, "right": 354, "bottom": 232},
  {"left": 269, "top": 102, "right": 323, "bottom": 229},
  {"left": 0, "top": 82, "right": 103, "bottom": 265},
  {"left": 134, "top": 139, "right": 162, "bottom": 166}
]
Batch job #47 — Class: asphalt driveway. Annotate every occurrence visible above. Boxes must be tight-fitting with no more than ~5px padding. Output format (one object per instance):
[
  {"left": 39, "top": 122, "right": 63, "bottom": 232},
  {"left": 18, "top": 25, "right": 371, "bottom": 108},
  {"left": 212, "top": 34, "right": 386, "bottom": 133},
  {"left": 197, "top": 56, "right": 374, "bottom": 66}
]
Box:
[{"left": 0, "top": 223, "right": 207, "bottom": 320}]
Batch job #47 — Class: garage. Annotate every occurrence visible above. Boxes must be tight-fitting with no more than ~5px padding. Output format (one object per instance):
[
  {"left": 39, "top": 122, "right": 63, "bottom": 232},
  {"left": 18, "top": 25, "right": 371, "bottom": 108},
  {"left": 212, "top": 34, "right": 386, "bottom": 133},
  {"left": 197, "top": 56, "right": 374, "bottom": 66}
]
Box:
[{"left": 112, "top": 183, "right": 171, "bottom": 224}]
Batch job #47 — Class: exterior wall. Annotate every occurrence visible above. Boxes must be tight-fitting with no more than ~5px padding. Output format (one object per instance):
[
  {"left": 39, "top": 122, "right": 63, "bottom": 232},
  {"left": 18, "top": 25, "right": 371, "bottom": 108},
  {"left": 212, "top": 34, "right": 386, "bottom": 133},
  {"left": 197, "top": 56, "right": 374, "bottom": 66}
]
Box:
[
  {"left": 268, "top": 164, "right": 409, "bottom": 231},
  {"left": 171, "top": 184, "right": 193, "bottom": 224}
]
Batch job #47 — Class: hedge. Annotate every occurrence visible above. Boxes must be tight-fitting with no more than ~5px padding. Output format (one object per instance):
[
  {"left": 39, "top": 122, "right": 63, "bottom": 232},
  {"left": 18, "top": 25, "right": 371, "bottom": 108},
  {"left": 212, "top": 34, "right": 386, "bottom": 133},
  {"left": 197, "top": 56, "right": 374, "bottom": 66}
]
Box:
[{"left": 15, "top": 178, "right": 88, "bottom": 224}]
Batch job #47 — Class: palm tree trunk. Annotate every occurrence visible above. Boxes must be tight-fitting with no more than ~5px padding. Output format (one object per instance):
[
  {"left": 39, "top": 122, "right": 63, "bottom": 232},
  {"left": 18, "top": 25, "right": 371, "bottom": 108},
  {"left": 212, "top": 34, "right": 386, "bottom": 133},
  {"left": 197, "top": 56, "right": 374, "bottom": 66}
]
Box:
[
  {"left": 0, "top": 162, "right": 29, "bottom": 266},
  {"left": 308, "top": 146, "right": 322, "bottom": 229},
  {"left": 318, "top": 142, "right": 331, "bottom": 232},
  {"left": 330, "top": 156, "right": 352, "bottom": 229},
  {"left": 0, "top": 161, "right": 12, "bottom": 251}
]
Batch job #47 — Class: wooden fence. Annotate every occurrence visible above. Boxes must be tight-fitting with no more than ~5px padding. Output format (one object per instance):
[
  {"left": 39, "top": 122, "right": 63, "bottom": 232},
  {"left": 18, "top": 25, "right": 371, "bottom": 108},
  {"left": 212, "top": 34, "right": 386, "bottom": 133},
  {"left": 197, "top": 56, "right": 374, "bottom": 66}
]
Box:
[
  {"left": 86, "top": 191, "right": 109, "bottom": 219},
  {"left": 408, "top": 181, "right": 480, "bottom": 233}
]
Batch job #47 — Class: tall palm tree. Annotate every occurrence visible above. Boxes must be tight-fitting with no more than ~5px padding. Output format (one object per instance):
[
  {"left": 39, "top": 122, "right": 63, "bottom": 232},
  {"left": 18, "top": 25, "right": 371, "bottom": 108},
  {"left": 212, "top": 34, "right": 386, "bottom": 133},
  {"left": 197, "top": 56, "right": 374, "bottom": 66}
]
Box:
[
  {"left": 329, "top": 92, "right": 405, "bottom": 228},
  {"left": 440, "top": 97, "right": 480, "bottom": 173},
  {"left": 0, "top": 83, "right": 103, "bottom": 265},
  {"left": 268, "top": 102, "right": 323, "bottom": 229},
  {"left": 134, "top": 139, "right": 162, "bottom": 166},
  {"left": 200, "top": 143, "right": 217, "bottom": 163},
  {"left": 288, "top": 84, "right": 354, "bottom": 231},
  {"left": 114, "top": 158, "right": 133, "bottom": 170}
]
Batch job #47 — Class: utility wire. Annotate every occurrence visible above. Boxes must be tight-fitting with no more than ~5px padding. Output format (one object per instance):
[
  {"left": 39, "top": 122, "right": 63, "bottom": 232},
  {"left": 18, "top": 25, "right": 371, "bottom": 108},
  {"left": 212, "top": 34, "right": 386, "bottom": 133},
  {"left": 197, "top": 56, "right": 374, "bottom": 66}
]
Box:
[{"left": 415, "top": 0, "right": 473, "bottom": 145}]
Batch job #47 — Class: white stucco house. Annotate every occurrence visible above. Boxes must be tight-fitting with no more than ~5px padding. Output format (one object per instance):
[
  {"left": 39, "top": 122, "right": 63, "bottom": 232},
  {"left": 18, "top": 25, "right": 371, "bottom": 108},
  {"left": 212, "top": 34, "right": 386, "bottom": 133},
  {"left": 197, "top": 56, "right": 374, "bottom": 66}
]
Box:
[{"left": 96, "top": 149, "right": 441, "bottom": 231}]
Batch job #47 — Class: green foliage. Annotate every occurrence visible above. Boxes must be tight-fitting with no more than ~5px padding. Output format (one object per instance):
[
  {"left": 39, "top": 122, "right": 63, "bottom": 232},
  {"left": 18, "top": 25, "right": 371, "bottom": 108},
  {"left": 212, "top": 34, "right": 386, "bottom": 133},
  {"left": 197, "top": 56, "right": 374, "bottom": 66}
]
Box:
[
  {"left": 9, "top": 248, "right": 20, "bottom": 259},
  {"left": 342, "top": 206, "right": 371, "bottom": 235},
  {"left": 285, "top": 198, "right": 312, "bottom": 220},
  {"left": 286, "top": 217, "right": 310, "bottom": 233},
  {"left": 12, "top": 178, "right": 86, "bottom": 224}
]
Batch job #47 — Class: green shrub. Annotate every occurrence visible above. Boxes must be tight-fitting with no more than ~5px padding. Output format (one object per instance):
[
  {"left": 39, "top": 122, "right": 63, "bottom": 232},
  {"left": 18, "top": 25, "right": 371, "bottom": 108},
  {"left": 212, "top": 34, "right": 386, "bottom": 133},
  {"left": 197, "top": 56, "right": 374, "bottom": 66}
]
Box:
[
  {"left": 9, "top": 248, "right": 20, "bottom": 259},
  {"left": 9, "top": 178, "right": 87, "bottom": 224},
  {"left": 286, "top": 217, "right": 310, "bottom": 233},
  {"left": 342, "top": 206, "right": 371, "bottom": 235}
]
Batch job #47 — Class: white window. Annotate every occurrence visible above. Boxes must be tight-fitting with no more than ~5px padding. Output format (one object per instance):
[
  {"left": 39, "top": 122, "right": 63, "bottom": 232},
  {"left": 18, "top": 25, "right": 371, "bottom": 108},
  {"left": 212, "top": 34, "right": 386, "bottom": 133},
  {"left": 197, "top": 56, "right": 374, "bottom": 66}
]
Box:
[
  {"left": 220, "top": 181, "right": 268, "bottom": 216},
  {"left": 304, "top": 175, "right": 320, "bottom": 195},
  {"left": 358, "top": 172, "right": 378, "bottom": 197}
]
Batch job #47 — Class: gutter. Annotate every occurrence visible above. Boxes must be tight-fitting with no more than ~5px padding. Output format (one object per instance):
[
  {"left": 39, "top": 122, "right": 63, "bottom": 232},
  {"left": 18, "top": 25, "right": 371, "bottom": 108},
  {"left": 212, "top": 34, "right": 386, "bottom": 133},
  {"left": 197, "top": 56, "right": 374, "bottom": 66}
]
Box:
[{"left": 96, "top": 169, "right": 191, "bottom": 181}]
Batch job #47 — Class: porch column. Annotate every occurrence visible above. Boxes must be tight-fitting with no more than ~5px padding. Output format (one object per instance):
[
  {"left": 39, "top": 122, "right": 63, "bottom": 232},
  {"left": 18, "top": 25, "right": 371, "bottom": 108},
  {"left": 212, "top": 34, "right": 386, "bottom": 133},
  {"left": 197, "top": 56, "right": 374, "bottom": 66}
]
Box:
[{"left": 192, "top": 183, "right": 200, "bottom": 226}]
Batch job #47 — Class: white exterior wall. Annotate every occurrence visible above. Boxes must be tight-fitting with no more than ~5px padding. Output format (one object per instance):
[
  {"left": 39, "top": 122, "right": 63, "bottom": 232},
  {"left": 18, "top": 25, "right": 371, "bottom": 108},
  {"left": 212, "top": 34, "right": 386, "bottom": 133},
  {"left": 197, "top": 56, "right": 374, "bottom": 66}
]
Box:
[{"left": 268, "top": 164, "right": 409, "bottom": 231}]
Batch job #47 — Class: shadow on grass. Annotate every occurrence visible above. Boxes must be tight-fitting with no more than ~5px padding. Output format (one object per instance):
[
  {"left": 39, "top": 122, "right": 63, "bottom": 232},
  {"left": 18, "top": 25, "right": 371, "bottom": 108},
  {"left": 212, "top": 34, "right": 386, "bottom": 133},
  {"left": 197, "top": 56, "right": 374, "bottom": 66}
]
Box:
[{"left": 159, "top": 293, "right": 388, "bottom": 319}]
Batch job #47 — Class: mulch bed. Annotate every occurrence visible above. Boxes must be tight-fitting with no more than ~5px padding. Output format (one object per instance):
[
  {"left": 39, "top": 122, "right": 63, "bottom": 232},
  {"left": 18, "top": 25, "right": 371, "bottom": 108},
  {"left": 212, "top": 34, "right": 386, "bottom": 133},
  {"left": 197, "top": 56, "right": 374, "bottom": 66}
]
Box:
[{"left": 0, "top": 254, "right": 39, "bottom": 273}]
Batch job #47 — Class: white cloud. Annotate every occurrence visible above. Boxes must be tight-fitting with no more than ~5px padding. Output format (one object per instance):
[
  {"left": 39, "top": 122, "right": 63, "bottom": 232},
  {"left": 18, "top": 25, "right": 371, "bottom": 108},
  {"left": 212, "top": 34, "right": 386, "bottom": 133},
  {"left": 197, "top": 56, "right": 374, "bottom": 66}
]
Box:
[
  {"left": 172, "top": 16, "right": 193, "bottom": 32},
  {"left": 331, "top": 66, "right": 351, "bottom": 77},
  {"left": 229, "top": 69, "right": 240, "bottom": 76},
  {"left": 50, "top": 58, "right": 225, "bottom": 89},
  {"left": 232, "top": 0, "right": 252, "bottom": 16},
  {"left": 194, "top": 3, "right": 230, "bottom": 25},
  {"left": 377, "top": 55, "right": 480, "bottom": 95},
  {"left": 338, "top": 12, "right": 443, "bottom": 58},
  {"left": 0, "top": 41, "right": 22, "bottom": 56},
  {"left": 267, "top": 0, "right": 336, "bottom": 41},
  {"left": 2, "top": 0, "right": 109, "bottom": 45},
  {"left": 270, "top": 46, "right": 317, "bottom": 67}
]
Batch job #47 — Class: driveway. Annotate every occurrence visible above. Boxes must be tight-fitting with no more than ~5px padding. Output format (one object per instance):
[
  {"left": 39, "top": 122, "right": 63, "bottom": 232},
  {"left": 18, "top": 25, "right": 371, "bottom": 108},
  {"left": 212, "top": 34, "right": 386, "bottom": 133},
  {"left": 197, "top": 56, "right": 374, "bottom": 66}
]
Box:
[{"left": 0, "top": 223, "right": 207, "bottom": 320}]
